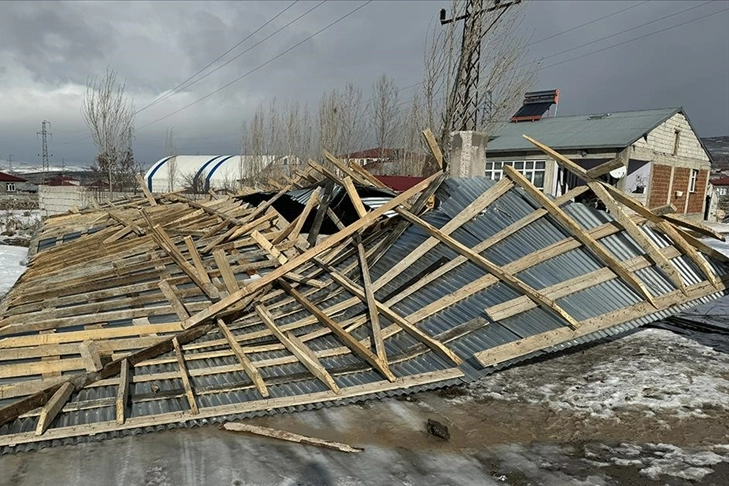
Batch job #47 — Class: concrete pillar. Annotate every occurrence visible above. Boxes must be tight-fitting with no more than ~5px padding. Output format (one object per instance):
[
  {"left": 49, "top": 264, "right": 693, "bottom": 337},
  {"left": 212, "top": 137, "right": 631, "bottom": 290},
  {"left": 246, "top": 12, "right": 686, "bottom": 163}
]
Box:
[{"left": 448, "top": 131, "right": 487, "bottom": 178}]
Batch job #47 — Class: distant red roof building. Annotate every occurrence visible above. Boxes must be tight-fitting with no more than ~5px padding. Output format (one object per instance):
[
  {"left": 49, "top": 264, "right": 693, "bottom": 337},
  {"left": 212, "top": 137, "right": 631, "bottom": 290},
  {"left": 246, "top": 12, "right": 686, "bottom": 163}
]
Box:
[
  {"left": 0, "top": 171, "right": 26, "bottom": 182},
  {"left": 344, "top": 148, "right": 399, "bottom": 160},
  {"left": 375, "top": 175, "right": 426, "bottom": 192},
  {"left": 711, "top": 177, "right": 729, "bottom": 186},
  {"left": 47, "top": 175, "right": 80, "bottom": 186}
]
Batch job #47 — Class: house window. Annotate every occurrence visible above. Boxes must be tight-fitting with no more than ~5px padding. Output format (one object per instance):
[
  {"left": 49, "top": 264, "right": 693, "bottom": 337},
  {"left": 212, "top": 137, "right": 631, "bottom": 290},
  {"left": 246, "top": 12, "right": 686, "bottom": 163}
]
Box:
[
  {"left": 485, "top": 160, "right": 546, "bottom": 189},
  {"left": 689, "top": 169, "right": 699, "bottom": 193},
  {"left": 5, "top": 182, "right": 15, "bottom": 192},
  {"left": 673, "top": 129, "right": 681, "bottom": 156}
]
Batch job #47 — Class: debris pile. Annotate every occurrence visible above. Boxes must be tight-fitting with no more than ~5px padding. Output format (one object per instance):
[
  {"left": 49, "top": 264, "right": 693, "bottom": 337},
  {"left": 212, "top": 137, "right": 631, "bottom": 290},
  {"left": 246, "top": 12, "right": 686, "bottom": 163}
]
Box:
[{"left": 0, "top": 133, "right": 727, "bottom": 451}]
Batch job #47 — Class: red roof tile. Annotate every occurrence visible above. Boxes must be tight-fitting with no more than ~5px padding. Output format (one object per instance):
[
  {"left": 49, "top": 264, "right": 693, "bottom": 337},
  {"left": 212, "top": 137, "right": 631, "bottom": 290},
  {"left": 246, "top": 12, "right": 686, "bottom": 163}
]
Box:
[{"left": 0, "top": 171, "right": 26, "bottom": 182}]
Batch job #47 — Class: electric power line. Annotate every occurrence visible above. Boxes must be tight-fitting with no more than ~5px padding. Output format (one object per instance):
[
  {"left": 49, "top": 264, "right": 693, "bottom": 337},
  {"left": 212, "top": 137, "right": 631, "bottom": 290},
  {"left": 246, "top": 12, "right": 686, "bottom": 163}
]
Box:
[
  {"left": 135, "top": 0, "right": 311, "bottom": 115},
  {"left": 137, "top": 1, "right": 374, "bottom": 131}
]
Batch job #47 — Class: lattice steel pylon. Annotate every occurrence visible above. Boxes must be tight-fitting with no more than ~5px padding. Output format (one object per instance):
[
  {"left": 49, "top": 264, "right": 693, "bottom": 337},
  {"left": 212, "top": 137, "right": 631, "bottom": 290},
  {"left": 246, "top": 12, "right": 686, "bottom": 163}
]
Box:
[
  {"left": 440, "top": 0, "right": 519, "bottom": 146},
  {"left": 37, "top": 120, "right": 52, "bottom": 182}
]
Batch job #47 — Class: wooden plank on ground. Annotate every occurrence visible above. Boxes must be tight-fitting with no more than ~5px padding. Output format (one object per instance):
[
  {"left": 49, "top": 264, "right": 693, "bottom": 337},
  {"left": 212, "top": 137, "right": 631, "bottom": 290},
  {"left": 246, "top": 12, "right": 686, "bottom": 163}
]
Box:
[
  {"left": 223, "top": 422, "right": 362, "bottom": 453},
  {"left": 35, "top": 382, "right": 75, "bottom": 436},
  {"left": 173, "top": 337, "right": 199, "bottom": 414},
  {"left": 217, "top": 319, "right": 269, "bottom": 398}
]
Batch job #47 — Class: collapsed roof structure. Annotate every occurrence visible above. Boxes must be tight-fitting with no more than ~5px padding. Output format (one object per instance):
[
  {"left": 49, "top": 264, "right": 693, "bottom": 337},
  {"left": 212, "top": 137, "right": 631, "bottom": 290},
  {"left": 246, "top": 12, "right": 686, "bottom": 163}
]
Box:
[{"left": 1, "top": 134, "right": 728, "bottom": 452}]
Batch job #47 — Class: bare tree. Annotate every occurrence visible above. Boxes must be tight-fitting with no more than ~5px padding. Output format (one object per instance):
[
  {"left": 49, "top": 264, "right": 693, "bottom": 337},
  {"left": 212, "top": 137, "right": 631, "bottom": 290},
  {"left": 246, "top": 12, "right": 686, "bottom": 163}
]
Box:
[
  {"left": 421, "top": 0, "right": 535, "bottom": 149},
  {"left": 370, "top": 74, "right": 401, "bottom": 159},
  {"left": 165, "top": 127, "right": 177, "bottom": 192},
  {"left": 338, "top": 82, "right": 366, "bottom": 157},
  {"left": 401, "top": 92, "right": 428, "bottom": 176},
  {"left": 318, "top": 88, "right": 341, "bottom": 164},
  {"left": 180, "top": 170, "right": 207, "bottom": 196},
  {"left": 82, "top": 68, "right": 135, "bottom": 193}
]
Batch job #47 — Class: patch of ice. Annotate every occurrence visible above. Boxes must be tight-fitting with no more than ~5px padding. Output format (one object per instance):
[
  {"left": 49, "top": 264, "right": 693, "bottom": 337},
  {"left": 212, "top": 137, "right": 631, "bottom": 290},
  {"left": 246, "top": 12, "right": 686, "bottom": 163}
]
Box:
[
  {"left": 463, "top": 329, "right": 729, "bottom": 419},
  {"left": 586, "top": 442, "right": 729, "bottom": 482}
]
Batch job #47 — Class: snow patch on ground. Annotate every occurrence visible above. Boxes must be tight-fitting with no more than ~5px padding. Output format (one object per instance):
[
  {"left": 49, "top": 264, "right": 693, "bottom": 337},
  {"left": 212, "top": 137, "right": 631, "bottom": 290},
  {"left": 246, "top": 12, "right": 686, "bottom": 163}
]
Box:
[
  {"left": 460, "top": 329, "right": 729, "bottom": 419},
  {"left": 0, "top": 244, "right": 28, "bottom": 299},
  {"left": 584, "top": 442, "right": 729, "bottom": 481}
]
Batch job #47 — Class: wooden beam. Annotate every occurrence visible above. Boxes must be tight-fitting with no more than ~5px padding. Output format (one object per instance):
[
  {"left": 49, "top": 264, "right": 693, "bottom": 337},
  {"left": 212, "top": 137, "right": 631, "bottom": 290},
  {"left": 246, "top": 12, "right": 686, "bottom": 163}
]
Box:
[
  {"left": 184, "top": 236, "right": 211, "bottom": 285},
  {"left": 285, "top": 186, "right": 322, "bottom": 243},
  {"left": 349, "top": 162, "right": 389, "bottom": 189},
  {"left": 180, "top": 173, "right": 441, "bottom": 329},
  {"left": 35, "top": 382, "right": 74, "bottom": 435},
  {"left": 601, "top": 183, "right": 722, "bottom": 286},
  {"left": 158, "top": 280, "right": 191, "bottom": 320},
  {"left": 116, "top": 359, "right": 130, "bottom": 424},
  {"left": 222, "top": 422, "right": 362, "bottom": 453},
  {"left": 173, "top": 337, "right": 199, "bottom": 414},
  {"left": 213, "top": 249, "right": 240, "bottom": 294},
  {"left": 588, "top": 181, "right": 686, "bottom": 293},
  {"left": 217, "top": 319, "right": 269, "bottom": 398},
  {"left": 342, "top": 176, "right": 368, "bottom": 218},
  {"left": 504, "top": 165, "right": 657, "bottom": 307},
  {"left": 80, "top": 341, "right": 104, "bottom": 372},
  {"left": 327, "top": 269, "right": 462, "bottom": 365},
  {"left": 356, "top": 242, "right": 386, "bottom": 363},
  {"left": 307, "top": 181, "right": 335, "bottom": 247},
  {"left": 662, "top": 213, "right": 725, "bottom": 241},
  {"left": 376, "top": 178, "right": 513, "bottom": 288},
  {"left": 278, "top": 279, "right": 397, "bottom": 381},
  {"left": 255, "top": 305, "right": 340, "bottom": 393},
  {"left": 586, "top": 149, "right": 628, "bottom": 179},
  {"left": 323, "top": 150, "right": 372, "bottom": 187},
  {"left": 135, "top": 173, "right": 158, "bottom": 206},
  {"left": 422, "top": 128, "right": 443, "bottom": 169},
  {"left": 395, "top": 207, "right": 581, "bottom": 329}
]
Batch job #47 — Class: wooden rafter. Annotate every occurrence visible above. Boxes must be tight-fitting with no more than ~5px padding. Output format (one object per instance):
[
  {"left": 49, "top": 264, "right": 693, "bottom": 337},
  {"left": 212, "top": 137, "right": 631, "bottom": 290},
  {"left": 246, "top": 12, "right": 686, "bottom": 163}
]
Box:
[
  {"left": 395, "top": 207, "right": 581, "bottom": 329},
  {"left": 35, "top": 382, "right": 75, "bottom": 436},
  {"left": 503, "top": 165, "right": 657, "bottom": 307},
  {"left": 173, "top": 337, "right": 199, "bottom": 414},
  {"left": 255, "top": 305, "right": 340, "bottom": 393},
  {"left": 217, "top": 319, "right": 269, "bottom": 398},
  {"left": 588, "top": 181, "right": 687, "bottom": 293}
]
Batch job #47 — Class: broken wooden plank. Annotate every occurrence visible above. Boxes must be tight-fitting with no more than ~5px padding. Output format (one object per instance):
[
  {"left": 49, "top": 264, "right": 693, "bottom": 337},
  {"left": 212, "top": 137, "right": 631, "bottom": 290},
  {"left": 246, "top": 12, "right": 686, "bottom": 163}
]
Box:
[
  {"left": 173, "top": 337, "right": 199, "bottom": 414},
  {"left": 35, "top": 382, "right": 75, "bottom": 436},
  {"left": 217, "top": 319, "right": 269, "bottom": 398},
  {"left": 116, "top": 359, "right": 130, "bottom": 424},
  {"left": 80, "top": 341, "right": 104, "bottom": 372},
  {"left": 342, "top": 176, "right": 368, "bottom": 218},
  {"left": 255, "top": 305, "right": 340, "bottom": 393},
  {"left": 184, "top": 236, "right": 212, "bottom": 285},
  {"left": 222, "top": 422, "right": 362, "bottom": 453},
  {"left": 307, "top": 181, "right": 335, "bottom": 247},
  {"left": 504, "top": 165, "right": 657, "bottom": 307},
  {"left": 324, "top": 150, "right": 372, "bottom": 187}
]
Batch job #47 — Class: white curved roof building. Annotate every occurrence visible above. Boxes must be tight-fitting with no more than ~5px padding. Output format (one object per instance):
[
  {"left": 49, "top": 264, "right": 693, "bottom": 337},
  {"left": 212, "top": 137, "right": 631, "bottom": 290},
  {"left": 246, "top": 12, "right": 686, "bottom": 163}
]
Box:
[{"left": 144, "top": 155, "right": 280, "bottom": 193}]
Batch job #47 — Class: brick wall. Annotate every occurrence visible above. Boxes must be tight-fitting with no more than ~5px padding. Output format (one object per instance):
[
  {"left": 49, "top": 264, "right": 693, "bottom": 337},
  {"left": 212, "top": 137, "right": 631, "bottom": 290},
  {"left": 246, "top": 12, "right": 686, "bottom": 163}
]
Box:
[
  {"left": 687, "top": 169, "right": 708, "bottom": 214},
  {"left": 670, "top": 167, "right": 690, "bottom": 211},
  {"left": 648, "top": 164, "right": 672, "bottom": 207}
]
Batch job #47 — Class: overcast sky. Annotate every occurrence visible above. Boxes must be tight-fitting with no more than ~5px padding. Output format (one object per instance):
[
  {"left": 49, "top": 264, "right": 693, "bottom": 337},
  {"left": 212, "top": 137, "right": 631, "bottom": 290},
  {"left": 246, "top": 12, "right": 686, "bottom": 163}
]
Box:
[{"left": 0, "top": 0, "right": 727, "bottom": 169}]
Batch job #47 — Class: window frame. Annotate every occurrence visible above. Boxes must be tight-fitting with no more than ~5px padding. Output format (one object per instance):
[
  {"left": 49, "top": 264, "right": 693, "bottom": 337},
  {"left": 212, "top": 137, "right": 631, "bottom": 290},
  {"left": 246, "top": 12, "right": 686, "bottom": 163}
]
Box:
[
  {"left": 485, "top": 160, "right": 546, "bottom": 189},
  {"left": 689, "top": 169, "right": 699, "bottom": 193},
  {"left": 5, "top": 182, "right": 15, "bottom": 192}
]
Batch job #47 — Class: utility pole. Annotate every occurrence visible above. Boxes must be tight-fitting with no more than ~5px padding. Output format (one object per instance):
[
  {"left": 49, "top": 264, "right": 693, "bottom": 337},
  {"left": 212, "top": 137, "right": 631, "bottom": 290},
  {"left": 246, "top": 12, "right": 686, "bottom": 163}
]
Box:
[
  {"left": 440, "top": 0, "right": 519, "bottom": 144},
  {"left": 8, "top": 154, "right": 11, "bottom": 172},
  {"left": 37, "top": 120, "right": 52, "bottom": 184}
]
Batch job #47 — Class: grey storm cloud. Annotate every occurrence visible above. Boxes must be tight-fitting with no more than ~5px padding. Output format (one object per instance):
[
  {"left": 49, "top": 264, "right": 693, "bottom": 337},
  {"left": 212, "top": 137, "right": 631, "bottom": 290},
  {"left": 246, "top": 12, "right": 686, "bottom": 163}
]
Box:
[{"left": 0, "top": 0, "right": 727, "bottom": 169}]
